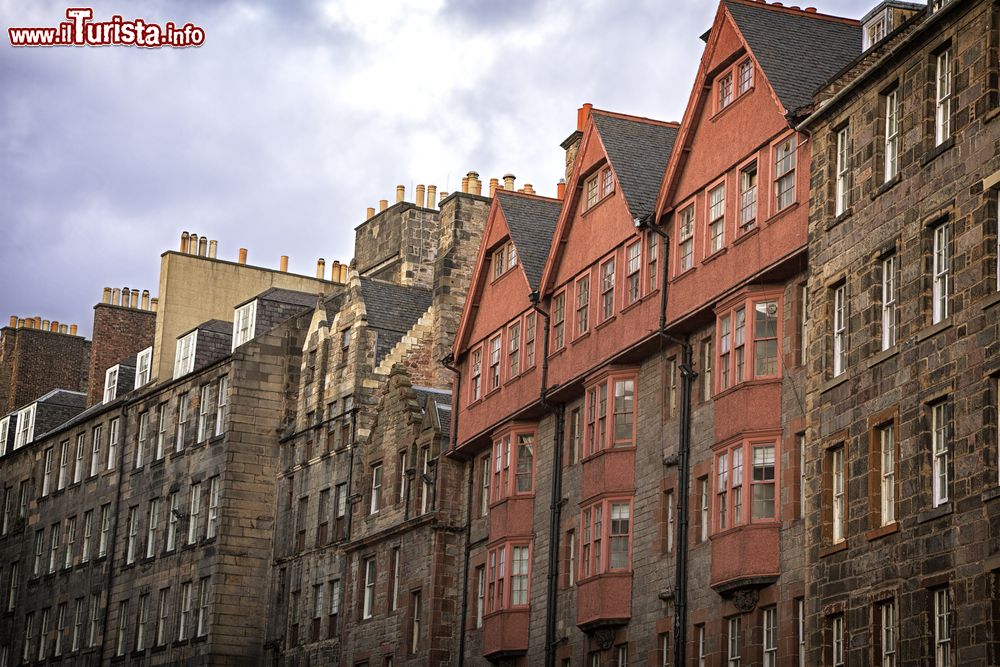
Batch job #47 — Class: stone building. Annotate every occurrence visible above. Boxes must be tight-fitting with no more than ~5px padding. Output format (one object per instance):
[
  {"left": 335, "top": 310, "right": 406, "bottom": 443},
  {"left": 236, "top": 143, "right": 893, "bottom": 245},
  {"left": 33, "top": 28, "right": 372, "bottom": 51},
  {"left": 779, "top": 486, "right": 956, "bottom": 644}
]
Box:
[
  {"left": 799, "top": 0, "right": 1000, "bottom": 664},
  {"left": 0, "top": 318, "right": 89, "bottom": 417}
]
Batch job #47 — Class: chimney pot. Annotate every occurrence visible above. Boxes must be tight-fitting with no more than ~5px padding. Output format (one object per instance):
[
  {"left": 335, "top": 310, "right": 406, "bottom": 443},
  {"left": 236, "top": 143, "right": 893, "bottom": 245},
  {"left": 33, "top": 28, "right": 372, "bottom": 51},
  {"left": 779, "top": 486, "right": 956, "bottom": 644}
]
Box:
[
  {"left": 130, "top": 290, "right": 139, "bottom": 309},
  {"left": 461, "top": 176, "right": 469, "bottom": 193},
  {"left": 8, "top": 315, "right": 16, "bottom": 328},
  {"left": 141, "top": 290, "right": 150, "bottom": 310},
  {"left": 524, "top": 183, "right": 535, "bottom": 194},
  {"left": 489, "top": 178, "right": 499, "bottom": 198},
  {"left": 180, "top": 231, "right": 190, "bottom": 253},
  {"left": 41, "top": 320, "right": 50, "bottom": 332},
  {"left": 51, "top": 321, "right": 59, "bottom": 332},
  {"left": 316, "top": 258, "right": 326, "bottom": 280},
  {"left": 70, "top": 324, "right": 78, "bottom": 336},
  {"left": 279, "top": 255, "right": 289, "bottom": 272},
  {"left": 503, "top": 174, "right": 516, "bottom": 191},
  {"left": 198, "top": 236, "right": 208, "bottom": 257},
  {"left": 238, "top": 248, "right": 248, "bottom": 265},
  {"left": 367, "top": 207, "right": 376, "bottom": 219},
  {"left": 112, "top": 288, "right": 121, "bottom": 306},
  {"left": 34, "top": 316, "right": 41, "bottom": 329},
  {"left": 439, "top": 191, "right": 448, "bottom": 203},
  {"left": 17, "top": 318, "right": 25, "bottom": 329},
  {"left": 151, "top": 298, "right": 159, "bottom": 313},
  {"left": 189, "top": 234, "right": 199, "bottom": 255},
  {"left": 557, "top": 178, "right": 566, "bottom": 199},
  {"left": 577, "top": 103, "right": 593, "bottom": 132},
  {"left": 416, "top": 184, "right": 426, "bottom": 208},
  {"left": 122, "top": 287, "right": 131, "bottom": 306},
  {"left": 102, "top": 287, "right": 112, "bottom": 304},
  {"left": 396, "top": 185, "right": 405, "bottom": 203},
  {"left": 804, "top": 6, "right": 817, "bottom": 11},
  {"left": 379, "top": 199, "right": 388, "bottom": 212},
  {"left": 208, "top": 239, "right": 218, "bottom": 259},
  {"left": 59, "top": 324, "right": 68, "bottom": 334},
  {"left": 426, "top": 185, "right": 437, "bottom": 209},
  {"left": 23, "top": 318, "right": 33, "bottom": 330}
]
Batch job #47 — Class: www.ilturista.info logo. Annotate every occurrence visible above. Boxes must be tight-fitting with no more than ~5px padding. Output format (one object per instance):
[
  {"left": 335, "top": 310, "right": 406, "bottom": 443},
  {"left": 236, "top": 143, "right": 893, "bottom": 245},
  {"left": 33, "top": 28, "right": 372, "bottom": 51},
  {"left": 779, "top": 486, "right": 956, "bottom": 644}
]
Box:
[{"left": 8, "top": 8, "right": 205, "bottom": 47}]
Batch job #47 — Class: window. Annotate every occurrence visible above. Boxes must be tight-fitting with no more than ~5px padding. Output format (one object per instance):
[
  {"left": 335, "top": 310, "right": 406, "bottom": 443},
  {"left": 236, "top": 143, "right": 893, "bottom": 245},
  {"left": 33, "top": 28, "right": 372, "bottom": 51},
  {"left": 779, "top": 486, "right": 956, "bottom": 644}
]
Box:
[
  {"left": 479, "top": 456, "right": 490, "bottom": 516},
  {"left": 581, "top": 510, "right": 592, "bottom": 578},
  {"left": 796, "top": 598, "right": 806, "bottom": 667},
  {"left": 136, "top": 411, "right": 148, "bottom": 469},
  {"left": 831, "top": 446, "right": 846, "bottom": 543},
  {"left": 738, "top": 59, "right": 753, "bottom": 93},
  {"left": 576, "top": 275, "right": 590, "bottom": 336},
  {"left": 58, "top": 441, "right": 69, "bottom": 490},
  {"left": 709, "top": 184, "right": 725, "bottom": 253},
  {"left": 586, "top": 168, "right": 614, "bottom": 209},
  {"left": 717, "top": 297, "right": 779, "bottom": 388},
  {"left": 125, "top": 506, "right": 138, "bottom": 564},
  {"left": 391, "top": 547, "right": 401, "bottom": 611},
  {"left": 89, "top": 593, "right": 101, "bottom": 648},
  {"left": 932, "top": 402, "right": 949, "bottom": 506},
  {"left": 881, "top": 255, "right": 897, "bottom": 350},
  {"left": 568, "top": 408, "right": 581, "bottom": 465},
  {"left": 935, "top": 48, "right": 952, "bottom": 146},
  {"left": 884, "top": 88, "right": 899, "bottom": 182},
  {"left": 176, "top": 393, "right": 189, "bottom": 452},
  {"left": 581, "top": 498, "right": 631, "bottom": 576},
  {"left": 155, "top": 588, "right": 169, "bottom": 646},
  {"left": 667, "top": 357, "right": 677, "bottom": 419},
  {"left": 73, "top": 434, "right": 84, "bottom": 482},
  {"left": 719, "top": 72, "right": 733, "bottom": 109},
  {"left": 697, "top": 625, "right": 706, "bottom": 667},
  {"left": 13, "top": 404, "right": 35, "bottom": 450},
  {"left": 933, "top": 222, "right": 950, "bottom": 323},
  {"left": 136, "top": 593, "right": 149, "bottom": 651},
  {"left": 166, "top": 492, "right": 179, "bottom": 551},
  {"left": 678, "top": 204, "right": 694, "bottom": 273},
  {"left": 525, "top": 313, "right": 536, "bottom": 369},
  {"left": 717, "top": 452, "right": 730, "bottom": 530},
  {"left": 510, "top": 545, "right": 529, "bottom": 605},
  {"left": 103, "top": 365, "right": 119, "bottom": 404},
  {"left": 206, "top": 477, "right": 220, "bottom": 538},
  {"left": 6, "top": 562, "right": 17, "bottom": 611},
  {"left": 328, "top": 579, "right": 341, "bottom": 635},
  {"left": 115, "top": 600, "right": 129, "bottom": 656},
  {"left": 135, "top": 346, "right": 152, "bottom": 388},
  {"left": 659, "top": 633, "right": 670, "bottom": 667},
  {"left": 42, "top": 447, "right": 53, "bottom": 496},
  {"left": 600, "top": 258, "right": 616, "bottom": 321},
  {"left": 197, "top": 384, "right": 211, "bottom": 442},
  {"left": 754, "top": 301, "right": 778, "bottom": 377},
  {"left": 586, "top": 172, "right": 600, "bottom": 208},
  {"left": 832, "top": 615, "right": 845, "bottom": 666},
  {"left": 155, "top": 403, "right": 166, "bottom": 460},
  {"left": 584, "top": 374, "right": 636, "bottom": 454},
  {"left": 335, "top": 484, "right": 347, "bottom": 540},
  {"left": 602, "top": 168, "right": 614, "bottom": 197},
  {"left": 475, "top": 566, "right": 485, "bottom": 628},
  {"left": 934, "top": 589, "right": 951, "bottom": 666},
  {"left": 22, "top": 612, "right": 33, "bottom": 662},
  {"left": 720, "top": 315, "right": 731, "bottom": 390},
  {"left": 39, "top": 607, "right": 50, "bottom": 661},
  {"left": 647, "top": 230, "right": 659, "bottom": 291},
  {"left": 32, "top": 530, "right": 43, "bottom": 576},
  {"left": 728, "top": 616, "right": 741, "bottom": 667},
  {"left": 0, "top": 490, "right": 8, "bottom": 536},
  {"left": 232, "top": 301, "right": 257, "bottom": 349},
  {"left": 702, "top": 339, "right": 714, "bottom": 401},
  {"left": 832, "top": 284, "right": 847, "bottom": 377},
  {"left": 609, "top": 502, "right": 630, "bottom": 568},
  {"left": 739, "top": 162, "right": 757, "bottom": 232},
  {"left": 567, "top": 530, "right": 576, "bottom": 587},
  {"left": 699, "top": 477, "right": 709, "bottom": 542},
  {"left": 197, "top": 578, "right": 210, "bottom": 637},
  {"left": 178, "top": 582, "right": 192, "bottom": 640},
  {"left": 763, "top": 606, "right": 777, "bottom": 667},
  {"left": 98, "top": 503, "right": 111, "bottom": 557},
  {"left": 489, "top": 335, "right": 502, "bottom": 391},
  {"left": 72, "top": 597, "right": 83, "bottom": 651},
  {"left": 107, "top": 417, "right": 120, "bottom": 470},
  {"left": 215, "top": 376, "right": 228, "bottom": 436},
  {"left": 174, "top": 331, "right": 197, "bottom": 378},
  {"left": 409, "top": 591, "right": 422, "bottom": 653},
  {"left": 508, "top": 322, "right": 520, "bottom": 377},
  {"left": 798, "top": 434, "right": 806, "bottom": 520},
  {"left": 341, "top": 328, "right": 352, "bottom": 363},
  {"left": 878, "top": 424, "right": 896, "bottom": 526},
  {"left": 188, "top": 483, "right": 201, "bottom": 544},
  {"left": 492, "top": 241, "right": 517, "bottom": 279},
  {"left": 835, "top": 126, "right": 850, "bottom": 216},
  {"left": 774, "top": 135, "right": 797, "bottom": 210},
  {"left": 146, "top": 498, "right": 159, "bottom": 558},
  {"left": 470, "top": 347, "right": 482, "bottom": 401},
  {"left": 864, "top": 9, "right": 890, "bottom": 49},
  {"left": 63, "top": 516, "right": 76, "bottom": 569},
  {"left": 370, "top": 463, "right": 383, "bottom": 514},
  {"left": 665, "top": 490, "right": 675, "bottom": 553},
  {"left": 48, "top": 521, "right": 60, "bottom": 573},
  {"left": 395, "top": 450, "right": 409, "bottom": 505},
  {"left": 362, "top": 558, "right": 376, "bottom": 619},
  {"left": 617, "top": 645, "right": 628, "bottom": 667},
  {"left": 880, "top": 599, "right": 896, "bottom": 667},
  {"left": 735, "top": 309, "right": 746, "bottom": 383},
  {"left": 626, "top": 241, "right": 641, "bottom": 305},
  {"left": 491, "top": 435, "right": 510, "bottom": 502},
  {"left": 552, "top": 292, "right": 565, "bottom": 349}
]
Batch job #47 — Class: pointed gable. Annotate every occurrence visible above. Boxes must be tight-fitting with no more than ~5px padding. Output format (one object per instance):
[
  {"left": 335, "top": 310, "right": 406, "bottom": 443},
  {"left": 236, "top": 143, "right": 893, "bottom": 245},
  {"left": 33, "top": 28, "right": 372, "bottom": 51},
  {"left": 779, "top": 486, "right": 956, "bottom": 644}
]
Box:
[
  {"left": 724, "top": 0, "right": 861, "bottom": 116},
  {"left": 358, "top": 277, "right": 433, "bottom": 364},
  {"left": 494, "top": 191, "right": 561, "bottom": 292}
]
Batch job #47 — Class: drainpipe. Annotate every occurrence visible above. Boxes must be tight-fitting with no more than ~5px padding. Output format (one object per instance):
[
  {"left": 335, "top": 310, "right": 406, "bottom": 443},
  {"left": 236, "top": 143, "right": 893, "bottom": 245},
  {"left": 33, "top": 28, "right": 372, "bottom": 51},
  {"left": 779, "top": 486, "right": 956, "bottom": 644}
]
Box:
[
  {"left": 97, "top": 400, "right": 129, "bottom": 665},
  {"left": 441, "top": 352, "right": 471, "bottom": 666},
  {"left": 344, "top": 403, "right": 359, "bottom": 540},
  {"left": 636, "top": 214, "right": 696, "bottom": 667},
  {"left": 529, "top": 292, "right": 565, "bottom": 667}
]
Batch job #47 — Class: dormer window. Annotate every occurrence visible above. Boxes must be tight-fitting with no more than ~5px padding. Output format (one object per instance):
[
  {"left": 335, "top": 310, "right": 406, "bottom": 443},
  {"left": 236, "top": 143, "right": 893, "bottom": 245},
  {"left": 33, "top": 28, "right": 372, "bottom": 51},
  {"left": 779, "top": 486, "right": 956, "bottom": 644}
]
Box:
[
  {"left": 174, "top": 331, "right": 197, "bottom": 379},
  {"left": 13, "top": 404, "right": 35, "bottom": 450},
  {"left": 492, "top": 241, "right": 517, "bottom": 280},
  {"left": 103, "top": 366, "right": 119, "bottom": 404},
  {"left": 134, "top": 347, "right": 152, "bottom": 389},
  {"left": 232, "top": 301, "right": 257, "bottom": 350},
  {"left": 863, "top": 9, "right": 891, "bottom": 50},
  {"left": 585, "top": 167, "right": 614, "bottom": 210},
  {"left": 719, "top": 72, "right": 733, "bottom": 110},
  {"left": 738, "top": 60, "right": 753, "bottom": 94},
  {"left": 930, "top": 0, "right": 951, "bottom": 13},
  {"left": 0, "top": 416, "right": 9, "bottom": 456}
]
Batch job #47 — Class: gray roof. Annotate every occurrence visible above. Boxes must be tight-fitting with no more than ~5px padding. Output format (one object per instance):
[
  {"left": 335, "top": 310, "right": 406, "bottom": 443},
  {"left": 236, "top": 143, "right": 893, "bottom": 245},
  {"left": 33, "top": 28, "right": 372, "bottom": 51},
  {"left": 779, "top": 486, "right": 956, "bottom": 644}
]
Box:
[
  {"left": 359, "top": 277, "right": 433, "bottom": 364},
  {"left": 237, "top": 287, "right": 318, "bottom": 309},
  {"left": 725, "top": 1, "right": 862, "bottom": 116},
  {"left": 179, "top": 318, "right": 232, "bottom": 338},
  {"left": 591, "top": 112, "right": 678, "bottom": 219},
  {"left": 495, "top": 192, "right": 561, "bottom": 292},
  {"left": 413, "top": 386, "right": 452, "bottom": 444},
  {"left": 35, "top": 389, "right": 87, "bottom": 408}
]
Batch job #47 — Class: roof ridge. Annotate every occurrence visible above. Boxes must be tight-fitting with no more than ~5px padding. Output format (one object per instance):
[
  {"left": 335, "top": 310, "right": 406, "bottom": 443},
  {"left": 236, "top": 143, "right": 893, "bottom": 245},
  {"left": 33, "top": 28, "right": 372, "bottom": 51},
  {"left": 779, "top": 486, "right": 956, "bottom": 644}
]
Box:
[
  {"left": 495, "top": 190, "right": 562, "bottom": 204},
  {"left": 725, "top": 0, "right": 859, "bottom": 26},
  {"left": 590, "top": 108, "right": 680, "bottom": 128}
]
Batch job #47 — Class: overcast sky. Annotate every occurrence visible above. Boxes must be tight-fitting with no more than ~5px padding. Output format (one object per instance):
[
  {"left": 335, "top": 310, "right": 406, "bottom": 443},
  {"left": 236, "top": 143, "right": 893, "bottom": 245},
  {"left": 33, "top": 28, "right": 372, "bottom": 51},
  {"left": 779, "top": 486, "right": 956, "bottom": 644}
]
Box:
[{"left": 1, "top": 0, "right": 877, "bottom": 336}]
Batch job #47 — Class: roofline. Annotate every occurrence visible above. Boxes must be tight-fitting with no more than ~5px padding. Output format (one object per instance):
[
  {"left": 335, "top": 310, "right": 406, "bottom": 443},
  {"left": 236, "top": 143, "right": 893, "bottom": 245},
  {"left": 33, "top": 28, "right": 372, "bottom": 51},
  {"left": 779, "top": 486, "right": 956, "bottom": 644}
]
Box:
[
  {"left": 725, "top": 0, "right": 860, "bottom": 27},
  {"left": 590, "top": 107, "right": 680, "bottom": 129},
  {"left": 494, "top": 189, "right": 563, "bottom": 204},
  {"left": 860, "top": 0, "right": 924, "bottom": 24}
]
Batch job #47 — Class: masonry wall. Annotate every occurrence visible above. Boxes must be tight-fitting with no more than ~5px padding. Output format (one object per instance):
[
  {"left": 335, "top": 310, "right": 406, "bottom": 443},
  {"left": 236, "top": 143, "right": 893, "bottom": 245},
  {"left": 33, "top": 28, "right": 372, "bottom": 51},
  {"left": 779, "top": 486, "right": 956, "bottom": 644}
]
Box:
[
  {"left": 86, "top": 303, "right": 156, "bottom": 407},
  {"left": 354, "top": 203, "right": 441, "bottom": 289},
  {"left": 0, "top": 327, "right": 90, "bottom": 414}
]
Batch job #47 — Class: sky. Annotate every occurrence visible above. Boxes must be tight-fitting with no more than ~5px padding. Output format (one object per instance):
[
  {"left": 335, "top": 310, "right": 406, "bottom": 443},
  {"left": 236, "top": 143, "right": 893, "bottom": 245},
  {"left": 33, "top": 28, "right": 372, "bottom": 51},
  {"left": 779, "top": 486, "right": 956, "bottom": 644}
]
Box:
[{"left": 1, "top": 0, "right": 877, "bottom": 337}]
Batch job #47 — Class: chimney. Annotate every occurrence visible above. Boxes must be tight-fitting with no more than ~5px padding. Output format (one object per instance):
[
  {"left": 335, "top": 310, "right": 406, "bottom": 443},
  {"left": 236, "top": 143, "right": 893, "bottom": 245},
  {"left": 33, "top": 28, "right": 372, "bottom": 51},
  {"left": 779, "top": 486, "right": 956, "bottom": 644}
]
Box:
[
  {"left": 503, "top": 174, "right": 516, "bottom": 191},
  {"left": 379, "top": 199, "right": 388, "bottom": 212},
  {"left": 151, "top": 298, "right": 159, "bottom": 313},
  {"left": 34, "top": 316, "right": 41, "bottom": 329},
  {"left": 208, "top": 239, "right": 218, "bottom": 259},
  {"left": 59, "top": 324, "right": 68, "bottom": 334},
  {"left": 141, "top": 290, "right": 150, "bottom": 310},
  {"left": 198, "top": 236, "right": 208, "bottom": 257},
  {"left": 238, "top": 248, "right": 248, "bottom": 265},
  {"left": 523, "top": 183, "right": 535, "bottom": 195},
  {"left": 416, "top": 184, "right": 426, "bottom": 208},
  {"left": 50, "top": 321, "right": 59, "bottom": 332},
  {"left": 180, "top": 231, "right": 190, "bottom": 253},
  {"left": 316, "top": 258, "right": 326, "bottom": 280},
  {"left": 577, "top": 103, "right": 593, "bottom": 131},
  {"left": 190, "top": 234, "right": 199, "bottom": 255},
  {"left": 8, "top": 315, "right": 16, "bottom": 328},
  {"left": 279, "top": 255, "right": 289, "bottom": 272},
  {"left": 489, "top": 178, "right": 499, "bottom": 198},
  {"left": 367, "top": 207, "right": 376, "bottom": 219},
  {"left": 439, "top": 191, "right": 448, "bottom": 204},
  {"left": 468, "top": 171, "right": 481, "bottom": 196},
  {"left": 70, "top": 324, "right": 78, "bottom": 336},
  {"left": 557, "top": 179, "right": 566, "bottom": 199},
  {"left": 112, "top": 288, "right": 121, "bottom": 306},
  {"left": 41, "top": 320, "right": 49, "bottom": 331},
  {"left": 461, "top": 176, "right": 469, "bottom": 193},
  {"left": 426, "top": 185, "right": 437, "bottom": 209},
  {"left": 122, "top": 288, "right": 130, "bottom": 307},
  {"left": 396, "top": 185, "right": 405, "bottom": 203},
  {"left": 102, "top": 287, "right": 112, "bottom": 304},
  {"left": 332, "top": 261, "right": 341, "bottom": 282},
  {"left": 130, "top": 290, "right": 139, "bottom": 309}
]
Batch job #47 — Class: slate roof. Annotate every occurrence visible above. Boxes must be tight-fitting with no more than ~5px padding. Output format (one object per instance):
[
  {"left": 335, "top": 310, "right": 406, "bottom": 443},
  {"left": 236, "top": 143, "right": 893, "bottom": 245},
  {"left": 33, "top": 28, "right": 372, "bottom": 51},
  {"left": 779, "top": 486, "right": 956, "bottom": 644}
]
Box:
[
  {"left": 179, "top": 318, "right": 233, "bottom": 338},
  {"left": 359, "top": 277, "right": 433, "bottom": 364},
  {"left": 591, "top": 112, "right": 679, "bottom": 219},
  {"left": 725, "top": 1, "right": 862, "bottom": 116},
  {"left": 413, "top": 386, "right": 452, "bottom": 445},
  {"left": 495, "top": 192, "right": 561, "bottom": 292},
  {"left": 238, "top": 287, "right": 318, "bottom": 309}
]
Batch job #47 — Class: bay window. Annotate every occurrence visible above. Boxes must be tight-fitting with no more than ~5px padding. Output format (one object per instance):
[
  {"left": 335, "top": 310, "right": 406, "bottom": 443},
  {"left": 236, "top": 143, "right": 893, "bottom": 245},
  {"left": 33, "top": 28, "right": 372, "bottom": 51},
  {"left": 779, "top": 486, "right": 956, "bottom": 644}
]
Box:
[
  {"left": 714, "top": 439, "right": 778, "bottom": 531},
  {"left": 583, "top": 372, "right": 636, "bottom": 455},
  {"left": 580, "top": 498, "right": 632, "bottom": 578},
  {"left": 486, "top": 542, "right": 532, "bottom": 613},
  {"left": 491, "top": 429, "right": 535, "bottom": 501},
  {"left": 717, "top": 294, "right": 781, "bottom": 391}
]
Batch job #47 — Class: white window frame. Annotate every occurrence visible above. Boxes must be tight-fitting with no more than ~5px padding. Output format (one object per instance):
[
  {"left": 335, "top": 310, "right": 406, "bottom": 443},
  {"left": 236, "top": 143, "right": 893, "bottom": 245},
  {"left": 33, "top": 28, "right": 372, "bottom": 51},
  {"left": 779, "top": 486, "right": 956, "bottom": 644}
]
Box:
[
  {"left": 146, "top": 498, "right": 159, "bottom": 558},
  {"left": 0, "top": 416, "right": 8, "bottom": 456},
  {"left": 708, "top": 184, "right": 726, "bottom": 253},
  {"left": 880, "top": 425, "right": 895, "bottom": 526},
  {"left": 835, "top": 126, "right": 850, "bottom": 216},
  {"left": 763, "top": 606, "right": 777, "bottom": 667},
  {"left": 881, "top": 255, "right": 896, "bottom": 350},
  {"left": 188, "top": 483, "right": 201, "bottom": 545},
  {"left": 797, "top": 598, "right": 806, "bottom": 667},
  {"left": 881, "top": 599, "right": 896, "bottom": 667},
  {"left": 933, "top": 223, "right": 950, "bottom": 324},
  {"left": 678, "top": 205, "right": 695, "bottom": 272},
  {"left": 125, "top": 506, "right": 137, "bottom": 564},
  {"left": 206, "top": 477, "right": 220, "bottom": 539},
  {"left": 727, "top": 616, "right": 741, "bottom": 667},
  {"left": 935, "top": 48, "right": 952, "bottom": 146},
  {"left": 362, "top": 558, "right": 376, "bottom": 619},
  {"left": 197, "top": 384, "right": 210, "bottom": 443},
  {"left": 833, "top": 285, "right": 847, "bottom": 377},
  {"left": 107, "top": 417, "right": 119, "bottom": 471},
  {"left": 179, "top": 582, "right": 192, "bottom": 641},
  {"left": 833, "top": 615, "right": 845, "bottom": 666},
  {"left": 370, "top": 463, "right": 383, "bottom": 514},
  {"left": 13, "top": 404, "right": 35, "bottom": 450},
  {"left": 103, "top": 365, "right": 119, "bottom": 404},
  {"left": 232, "top": 301, "right": 257, "bottom": 350},
  {"left": 134, "top": 346, "right": 152, "bottom": 389},
  {"left": 174, "top": 331, "right": 197, "bottom": 379},
  {"left": 884, "top": 89, "right": 899, "bottom": 182},
  {"left": 934, "top": 588, "right": 951, "bottom": 667},
  {"left": 215, "top": 376, "right": 229, "bottom": 437},
  {"left": 932, "top": 402, "right": 949, "bottom": 506},
  {"left": 832, "top": 447, "right": 845, "bottom": 543}
]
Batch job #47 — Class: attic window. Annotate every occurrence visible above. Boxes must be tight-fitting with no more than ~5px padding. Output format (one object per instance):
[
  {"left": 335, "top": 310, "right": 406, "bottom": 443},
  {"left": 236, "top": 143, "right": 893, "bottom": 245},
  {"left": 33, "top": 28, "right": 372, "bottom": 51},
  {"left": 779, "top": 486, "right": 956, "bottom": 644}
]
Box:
[
  {"left": 862, "top": 9, "right": 891, "bottom": 50},
  {"left": 0, "top": 416, "right": 9, "bottom": 456},
  {"left": 232, "top": 300, "right": 257, "bottom": 350},
  {"left": 585, "top": 167, "right": 614, "bottom": 210},
  {"left": 930, "top": 0, "right": 951, "bottom": 13},
  {"left": 719, "top": 72, "right": 733, "bottom": 109},
  {"left": 492, "top": 241, "right": 517, "bottom": 280},
  {"left": 103, "top": 365, "right": 120, "bottom": 404},
  {"left": 134, "top": 346, "right": 152, "bottom": 389},
  {"left": 173, "top": 330, "right": 198, "bottom": 379},
  {"left": 738, "top": 60, "right": 753, "bottom": 94},
  {"left": 13, "top": 403, "right": 35, "bottom": 450}
]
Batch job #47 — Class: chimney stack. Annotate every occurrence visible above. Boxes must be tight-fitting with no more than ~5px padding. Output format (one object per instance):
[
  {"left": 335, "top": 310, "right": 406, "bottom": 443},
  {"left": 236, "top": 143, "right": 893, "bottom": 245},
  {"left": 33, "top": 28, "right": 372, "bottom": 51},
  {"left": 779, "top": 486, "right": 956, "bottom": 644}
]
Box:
[
  {"left": 503, "top": 174, "right": 516, "bottom": 191},
  {"left": 180, "top": 231, "right": 190, "bottom": 253},
  {"left": 416, "top": 184, "right": 426, "bottom": 208},
  {"left": 316, "top": 258, "right": 326, "bottom": 280},
  {"left": 190, "top": 234, "right": 199, "bottom": 255},
  {"left": 396, "top": 185, "right": 405, "bottom": 203},
  {"left": 198, "top": 236, "right": 208, "bottom": 257},
  {"left": 238, "top": 248, "right": 248, "bottom": 265},
  {"left": 523, "top": 183, "right": 535, "bottom": 195},
  {"left": 8, "top": 315, "right": 16, "bottom": 328},
  {"left": 70, "top": 324, "right": 78, "bottom": 336},
  {"left": 557, "top": 179, "right": 566, "bottom": 199},
  {"left": 367, "top": 207, "right": 376, "bottom": 219},
  {"left": 141, "top": 290, "right": 150, "bottom": 310},
  {"left": 577, "top": 103, "right": 593, "bottom": 131},
  {"left": 426, "top": 185, "right": 437, "bottom": 209},
  {"left": 379, "top": 199, "right": 388, "bottom": 212},
  {"left": 279, "top": 255, "right": 289, "bottom": 272},
  {"left": 112, "top": 288, "right": 121, "bottom": 306},
  {"left": 208, "top": 239, "right": 218, "bottom": 259},
  {"left": 489, "top": 178, "right": 499, "bottom": 198},
  {"left": 102, "top": 287, "right": 112, "bottom": 304},
  {"left": 151, "top": 298, "right": 159, "bottom": 313}
]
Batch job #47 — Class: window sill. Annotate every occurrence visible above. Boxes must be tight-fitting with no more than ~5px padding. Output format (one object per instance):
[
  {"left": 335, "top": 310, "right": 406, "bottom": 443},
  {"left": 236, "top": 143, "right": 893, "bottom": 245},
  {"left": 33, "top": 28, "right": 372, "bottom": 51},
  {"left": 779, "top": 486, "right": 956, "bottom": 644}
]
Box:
[
  {"left": 985, "top": 106, "right": 1000, "bottom": 125},
  {"left": 865, "top": 522, "right": 898, "bottom": 542},
  {"left": 872, "top": 175, "right": 901, "bottom": 200},
  {"left": 581, "top": 192, "right": 614, "bottom": 218},
  {"left": 866, "top": 346, "right": 899, "bottom": 369},
  {"left": 915, "top": 318, "right": 952, "bottom": 342},
  {"left": 712, "top": 376, "right": 782, "bottom": 401},
  {"left": 620, "top": 299, "right": 643, "bottom": 315},
  {"left": 673, "top": 266, "right": 696, "bottom": 282},
  {"left": 764, "top": 201, "right": 800, "bottom": 226},
  {"left": 595, "top": 316, "right": 616, "bottom": 331},
  {"left": 982, "top": 486, "right": 1000, "bottom": 503},
  {"left": 503, "top": 373, "right": 524, "bottom": 389},
  {"left": 580, "top": 444, "right": 636, "bottom": 466},
  {"left": 701, "top": 246, "right": 728, "bottom": 266},
  {"left": 150, "top": 458, "right": 165, "bottom": 468},
  {"left": 917, "top": 501, "right": 953, "bottom": 524},
  {"left": 981, "top": 291, "right": 1000, "bottom": 311},
  {"left": 820, "top": 374, "right": 850, "bottom": 395},
  {"left": 819, "top": 541, "right": 848, "bottom": 558},
  {"left": 709, "top": 87, "right": 753, "bottom": 122},
  {"left": 922, "top": 137, "right": 955, "bottom": 166},
  {"left": 732, "top": 225, "right": 759, "bottom": 247},
  {"left": 547, "top": 346, "right": 567, "bottom": 360},
  {"left": 572, "top": 330, "right": 592, "bottom": 344}
]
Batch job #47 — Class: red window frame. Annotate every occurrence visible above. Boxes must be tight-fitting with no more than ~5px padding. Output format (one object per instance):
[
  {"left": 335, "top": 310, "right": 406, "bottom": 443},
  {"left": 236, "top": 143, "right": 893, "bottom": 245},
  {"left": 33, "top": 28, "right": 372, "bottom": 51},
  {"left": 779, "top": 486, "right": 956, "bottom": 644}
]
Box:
[
  {"left": 626, "top": 240, "right": 642, "bottom": 306},
  {"left": 579, "top": 497, "right": 633, "bottom": 580},
  {"left": 488, "top": 333, "right": 502, "bottom": 392},
  {"left": 714, "top": 291, "right": 782, "bottom": 395},
  {"left": 575, "top": 274, "right": 591, "bottom": 338},
  {"left": 490, "top": 427, "right": 536, "bottom": 503},
  {"left": 524, "top": 312, "right": 536, "bottom": 370},
  {"left": 486, "top": 541, "right": 531, "bottom": 612},
  {"left": 583, "top": 371, "right": 637, "bottom": 457},
  {"left": 469, "top": 345, "right": 483, "bottom": 402},
  {"left": 507, "top": 321, "right": 521, "bottom": 379},
  {"left": 712, "top": 436, "right": 780, "bottom": 533},
  {"left": 551, "top": 291, "right": 566, "bottom": 351},
  {"left": 600, "top": 257, "right": 616, "bottom": 322}
]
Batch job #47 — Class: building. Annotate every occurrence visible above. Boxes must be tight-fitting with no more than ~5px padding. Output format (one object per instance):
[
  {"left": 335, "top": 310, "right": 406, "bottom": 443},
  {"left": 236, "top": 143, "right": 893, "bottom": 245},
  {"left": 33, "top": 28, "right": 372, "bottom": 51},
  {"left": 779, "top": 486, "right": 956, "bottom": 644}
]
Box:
[{"left": 799, "top": 0, "right": 1000, "bottom": 664}]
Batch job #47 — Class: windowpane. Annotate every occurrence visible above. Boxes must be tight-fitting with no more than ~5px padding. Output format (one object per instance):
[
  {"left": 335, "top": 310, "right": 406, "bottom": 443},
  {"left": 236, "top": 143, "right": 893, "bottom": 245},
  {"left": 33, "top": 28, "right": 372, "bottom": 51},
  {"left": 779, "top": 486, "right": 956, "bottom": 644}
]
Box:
[{"left": 753, "top": 301, "right": 778, "bottom": 376}]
